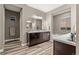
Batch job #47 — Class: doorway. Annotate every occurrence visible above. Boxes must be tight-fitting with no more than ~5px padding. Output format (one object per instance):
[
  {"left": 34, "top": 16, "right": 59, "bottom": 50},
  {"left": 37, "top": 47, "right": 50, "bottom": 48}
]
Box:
[{"left": 4, "top": 9, "right": 21, "bottom": 51}]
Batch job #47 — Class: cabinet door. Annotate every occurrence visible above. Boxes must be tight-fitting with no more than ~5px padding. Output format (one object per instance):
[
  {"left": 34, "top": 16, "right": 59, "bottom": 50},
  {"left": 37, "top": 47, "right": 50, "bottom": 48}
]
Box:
[
  {"left": 53, "top": 40, "right": 76, "bottom": 55},
  {"left": 27, "top": 32, "right": 50, "bottom": 46},
  {"left": 42, "top": 32, "right": 50, "bottom": 41},
  {"left": 29, "top": 33, "right": 40, "bottom": 46}
]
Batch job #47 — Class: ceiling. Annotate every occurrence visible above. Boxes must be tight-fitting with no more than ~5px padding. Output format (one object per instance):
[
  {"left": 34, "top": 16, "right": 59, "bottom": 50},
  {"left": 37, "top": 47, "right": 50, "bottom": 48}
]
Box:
[{"left": 27, "top": 4, "right": 63, "bottom": 12}]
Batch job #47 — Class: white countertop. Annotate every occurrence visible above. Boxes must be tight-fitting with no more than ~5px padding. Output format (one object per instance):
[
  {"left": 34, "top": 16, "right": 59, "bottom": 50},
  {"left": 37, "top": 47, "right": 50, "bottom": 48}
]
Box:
[
  {"left": 52, "top": 34, "right": 76, "bottom": 46},
  {"left": 53, "top": 39, "right": 76, "bottom": 46},
  {"left": 27, "top": 30, "right": 50, "bottom": 33}
]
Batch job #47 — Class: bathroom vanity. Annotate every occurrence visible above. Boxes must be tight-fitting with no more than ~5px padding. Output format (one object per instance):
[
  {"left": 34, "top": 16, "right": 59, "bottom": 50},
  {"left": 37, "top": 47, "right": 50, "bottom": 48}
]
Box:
[
  {"left": 53, "top": 40, "right": 76, "bottom": 55},
  {"left": 27, "top": 31, "right": 50, "bottom": 46}
]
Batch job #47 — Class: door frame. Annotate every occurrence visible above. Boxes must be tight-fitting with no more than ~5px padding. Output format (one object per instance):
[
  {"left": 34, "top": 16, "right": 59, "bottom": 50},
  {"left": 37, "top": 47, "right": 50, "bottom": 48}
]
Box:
[{"left": 3, "top": 5, "right": 23, "bottom": 52}]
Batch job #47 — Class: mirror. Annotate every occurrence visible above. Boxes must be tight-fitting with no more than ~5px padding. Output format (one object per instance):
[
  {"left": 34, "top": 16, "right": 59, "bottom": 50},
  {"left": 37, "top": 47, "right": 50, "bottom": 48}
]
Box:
[{"left": 26, "top": 19, "right": 42, "bottom": 31}]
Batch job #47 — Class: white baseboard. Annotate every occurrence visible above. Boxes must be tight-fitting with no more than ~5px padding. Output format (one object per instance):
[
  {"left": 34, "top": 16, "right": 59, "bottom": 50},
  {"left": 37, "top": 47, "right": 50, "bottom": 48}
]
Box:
[
  {"left": 0, "top": 49, "right": 4, "bottom": 53},
  {"left": 21, "top": 43, "right": 27, "bottom": 46}
]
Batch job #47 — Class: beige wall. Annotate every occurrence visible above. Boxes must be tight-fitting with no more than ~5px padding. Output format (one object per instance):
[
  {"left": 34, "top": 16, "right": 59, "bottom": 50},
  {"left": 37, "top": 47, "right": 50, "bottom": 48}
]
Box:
[
  {"left": 71, "top": 5, "right": 76, "bottom": 33},
  {"left": 0, "top": 4, "right": 4, "bottom": 52},
  {"left": 76, "top": 5, "right": 79, "bottom": 55}
]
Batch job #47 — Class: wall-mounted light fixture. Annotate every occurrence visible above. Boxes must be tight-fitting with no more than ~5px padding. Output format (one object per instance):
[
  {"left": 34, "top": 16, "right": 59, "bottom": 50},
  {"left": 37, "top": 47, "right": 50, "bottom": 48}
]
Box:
[
  {"left": 32, "top": 15, "right": 43, "bottom": 19},
  {"left": 26, "top": 21, "right": 32, "bottom": 23}
]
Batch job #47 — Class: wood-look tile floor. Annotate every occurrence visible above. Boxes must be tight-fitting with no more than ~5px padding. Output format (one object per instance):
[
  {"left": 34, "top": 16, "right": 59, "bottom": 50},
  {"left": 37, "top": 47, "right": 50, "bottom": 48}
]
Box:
[{"left": 1, "top": 40, "right": 53, "bottom": 55}]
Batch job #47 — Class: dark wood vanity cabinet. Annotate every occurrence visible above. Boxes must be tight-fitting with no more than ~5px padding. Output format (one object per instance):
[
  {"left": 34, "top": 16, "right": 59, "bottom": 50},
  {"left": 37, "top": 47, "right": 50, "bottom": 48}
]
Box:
[
  {"left": 27, "top": 32, "right": 50, "bottom": 46},
  {"left": 53, "top": 40, "right": 76, "bottom": 55}
]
